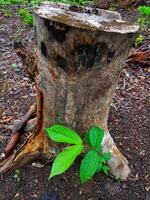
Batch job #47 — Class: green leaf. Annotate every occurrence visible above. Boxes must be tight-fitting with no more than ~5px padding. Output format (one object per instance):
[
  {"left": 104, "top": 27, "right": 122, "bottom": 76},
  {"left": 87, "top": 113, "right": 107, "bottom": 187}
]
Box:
[
  {"left": 45, "top": 124, "right": 82, "bottom": 145},
  {"left": 80, "top": 150, "right": 99, "bottom": 184},
  {"left": 85, "top": 131, "right": 91, "bottom": 146},
  {"left": 49, "top": 145, "right": 83, "bottom": 180},
  {"left": 99, "top": 156, "right": 105, "bottom": 163},
  {"left": 12, "top": 63, "right": 17, "bottom": 69},
  {"left": 13, "top": 169, "right": 20, "bottom": 182},
  {"left": 102, "top": 152, "right": 111, "bottom": 162},
  {"left": 96, "top": 162, "right": 102, "bottom": 173},
  {"left": 89, "top": 126, "right": 104, "bottom": 151},
  {"left": 97, "top": 145, "right": 102, "bottom": 153},
  {"left": 102, "top": 165, "right": 110, "bottom": 176}
]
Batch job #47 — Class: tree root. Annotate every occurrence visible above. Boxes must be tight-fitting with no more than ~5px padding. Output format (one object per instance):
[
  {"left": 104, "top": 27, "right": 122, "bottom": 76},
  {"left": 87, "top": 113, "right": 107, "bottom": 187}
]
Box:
[
  {"left": 0, "top": 129, "right": 55, "bottom": 174},
  {"left": 3, "top": 104, "right": 36, "bottom": 159},
  {"left": 102, "top": 129, "right": 131, "bottom": 180},
  {"left": 12, "top": 103, "right": 36, "bottom": 133}
]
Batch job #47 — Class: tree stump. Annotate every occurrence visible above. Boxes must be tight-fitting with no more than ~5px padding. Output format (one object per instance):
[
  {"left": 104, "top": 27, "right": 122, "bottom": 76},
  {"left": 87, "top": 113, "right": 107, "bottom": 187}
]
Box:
[{"left": 0, "top": 3, "right": 139, "bottom": 180}]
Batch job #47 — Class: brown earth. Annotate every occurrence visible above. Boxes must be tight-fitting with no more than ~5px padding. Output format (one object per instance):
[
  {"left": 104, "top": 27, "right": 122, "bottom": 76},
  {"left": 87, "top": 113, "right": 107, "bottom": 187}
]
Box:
[{"left": 0, "top": 5, "right": 150, "bottom": 200}]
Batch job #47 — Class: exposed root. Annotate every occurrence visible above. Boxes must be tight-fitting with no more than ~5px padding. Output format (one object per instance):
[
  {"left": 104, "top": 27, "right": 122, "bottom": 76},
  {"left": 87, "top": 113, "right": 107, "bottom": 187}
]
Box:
[
  {"left": 0, "top": 130, "right": 51, "bottom": 174},
  {"left": 4, "top": 132, "right": 21, "bottom": 158},
  {"left": 102, "top": 129, "right": 131, "bottom": 180},
  {"left": 0, "top": 89, "right": 56, "bottom": 174},
  {"left": 12, "top": 103, "right": 36, "bottom": 133},
  {"left": 3, "top": 104, "right": 37, "bottom": 159}
]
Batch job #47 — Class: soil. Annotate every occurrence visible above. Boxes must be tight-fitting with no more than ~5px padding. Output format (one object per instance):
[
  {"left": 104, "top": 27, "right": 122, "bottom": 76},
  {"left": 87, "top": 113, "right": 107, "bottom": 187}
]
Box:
[{"left": 0, "top": 5, "right": 150, "bottom": 200}]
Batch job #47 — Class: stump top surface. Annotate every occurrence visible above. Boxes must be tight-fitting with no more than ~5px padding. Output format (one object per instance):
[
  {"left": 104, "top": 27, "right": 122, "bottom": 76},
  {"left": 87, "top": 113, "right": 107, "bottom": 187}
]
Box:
[{"left": 35, "top": 2, "right": 139, "bottom": 34}]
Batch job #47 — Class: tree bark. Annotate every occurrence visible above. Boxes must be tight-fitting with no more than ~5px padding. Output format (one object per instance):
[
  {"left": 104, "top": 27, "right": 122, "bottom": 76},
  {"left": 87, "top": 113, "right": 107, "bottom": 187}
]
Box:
[{"left": 0, "top": 3, "right": 139, "bottom": 180}]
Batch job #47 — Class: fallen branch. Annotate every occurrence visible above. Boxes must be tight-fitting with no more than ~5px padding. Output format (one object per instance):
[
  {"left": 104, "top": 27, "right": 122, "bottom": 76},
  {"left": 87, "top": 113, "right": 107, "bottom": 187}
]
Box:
[
  {"left": 4, "top": 132, "right": 21, "bottom": 158},
  {"left": 4, "top": 104, "right": 36, "bottom": 158},
  {"left": 127, "top": 50, "right": 150, "bottom": 66},
  {"left": 12, "top": 103, "right": 36, "bottom": 133}
]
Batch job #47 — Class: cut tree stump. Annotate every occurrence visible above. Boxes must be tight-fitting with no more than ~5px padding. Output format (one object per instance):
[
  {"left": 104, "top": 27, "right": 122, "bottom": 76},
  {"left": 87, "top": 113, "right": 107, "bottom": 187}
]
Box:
[{"left": 0, "top": 3, "right": 139, "bottom": 180}]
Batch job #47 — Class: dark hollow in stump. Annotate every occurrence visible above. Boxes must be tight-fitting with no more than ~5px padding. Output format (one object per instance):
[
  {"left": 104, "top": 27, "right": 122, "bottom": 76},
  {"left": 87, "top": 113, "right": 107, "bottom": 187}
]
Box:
[{"left": 0, "top": 3, "right": 139, "bottom": 180}]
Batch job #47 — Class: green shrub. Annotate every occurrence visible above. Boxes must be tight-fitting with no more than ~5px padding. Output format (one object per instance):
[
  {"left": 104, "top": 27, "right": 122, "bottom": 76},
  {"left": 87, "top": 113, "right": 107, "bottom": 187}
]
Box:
[
  {"left": 45, "top": 125, "right": 111, "bottom": 184},
  {"left": 137, "top": 6, "right": 150, "bottom": 30},
  {"left": 0, "top": 0, "right": 24, "bottom": 5},
  {"left": 138, "top": 5, "right": 150, "bottom": 16},
  {"left": 19, "top": 9, "right": 33, "bottom": 26},
  {"left": 49, "top": 0, "right": 92, "bottom": 6},
  {"left": 4, "top": 9, "right": 12, "bottom": 17},
  {"left": 135, "top": 34, "right": 144, "bottom": 46},
  {"left": 0, "top": 0, "right": 92, "bottom": 5}
]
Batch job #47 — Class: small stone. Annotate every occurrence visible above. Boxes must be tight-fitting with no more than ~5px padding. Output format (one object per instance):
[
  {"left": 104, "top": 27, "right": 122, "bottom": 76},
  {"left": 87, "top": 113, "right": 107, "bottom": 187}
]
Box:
[
  {"left": 0, "top": 153, "right": 5, "bottom": 159},
  {"left": 79, "top": 191, "right": 82, "bottom": 195},
  {"left": 32, "top": 193, "right": 38, "bottom": 198},
  {"left": 145, "top": 186, "right": 150, "bottom": 192},
  {"left": 15, "top": 193, "right": 19, "bottom": 198},
  {"left": 34, "top": 178, "right": 38, "bottom": 184},
  {"left": 32, "top": 162, "right": 44, "bottom": 168},
  {"left": 139, "top": 150, "right": 145, "bottom": 156}
]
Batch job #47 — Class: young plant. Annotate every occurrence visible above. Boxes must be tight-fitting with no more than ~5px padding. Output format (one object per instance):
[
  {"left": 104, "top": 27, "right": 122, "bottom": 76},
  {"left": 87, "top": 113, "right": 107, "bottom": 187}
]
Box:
[
  {"left": 138, "top": 5, "right": 150, "bottom": 16},
  {"left": 19, "top": 9, "right": 33, "bottom": 26},
  {"left": 45, "top": 125, "right": 111, "bottom": 184},
  {"left": 81, "top": 126, "right": 110, "bottom": 183},
  {"left": 13, "top": 169, "right": 21, "bottom": 182},
  {"left": 4, "top": 9, "right": 12, "bottom": 17},
  {"left": 135, "top": 34, "right": 144, "bottom": 46},
  {"left": 48, "top": 0, "right": 92, "bottom": 6},
  {"left": 137, "top": 6, "right": 150, "bottom": 30}
]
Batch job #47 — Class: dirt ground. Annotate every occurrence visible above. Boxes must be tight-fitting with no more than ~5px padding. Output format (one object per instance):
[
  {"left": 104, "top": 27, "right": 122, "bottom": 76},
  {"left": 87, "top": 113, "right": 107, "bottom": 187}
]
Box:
[{"left": 0, "top": 5, "right": 150, "bottom": 200}]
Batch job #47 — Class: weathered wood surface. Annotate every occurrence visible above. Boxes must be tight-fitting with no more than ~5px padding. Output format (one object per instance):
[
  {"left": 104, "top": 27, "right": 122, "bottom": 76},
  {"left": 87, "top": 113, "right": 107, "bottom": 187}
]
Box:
[{"left": 0, "top": 3, "right": 139, "bottom": 180}]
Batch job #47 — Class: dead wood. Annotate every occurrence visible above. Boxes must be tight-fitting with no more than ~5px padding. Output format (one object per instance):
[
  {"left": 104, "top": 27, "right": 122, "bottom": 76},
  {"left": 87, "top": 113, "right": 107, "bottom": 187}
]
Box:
[
  {"left": 4, "top": 132, "right": 21, "bottom": 158},
  {"left": 0, "top": 3, "right": 139, "bottom": 180},
  {"left": 13, "top": 42, "right": 38, "bottom": 79},
  {"left": 127, "top": 50, "right": 150, "bottom": 65},
  {"left": 12, "top": 103, "right": 36, "bottom": 133},
  {"left": 3, "top": 104, "right": 36, "bottom": 159}
]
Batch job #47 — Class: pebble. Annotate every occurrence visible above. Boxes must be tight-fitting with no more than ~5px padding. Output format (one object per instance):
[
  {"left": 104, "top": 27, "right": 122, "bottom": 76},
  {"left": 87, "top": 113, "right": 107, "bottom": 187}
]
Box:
[
  {"left": 15, "top": 193, "right": 19, "bottom": 198},
  {"left": 32, "top": 162, "right": 44, "bottom": 168}
]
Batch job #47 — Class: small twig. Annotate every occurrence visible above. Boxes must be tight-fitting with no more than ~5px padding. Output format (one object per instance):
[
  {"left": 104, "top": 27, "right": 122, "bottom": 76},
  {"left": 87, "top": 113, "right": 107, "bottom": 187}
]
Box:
[{"left": 121, "top": 78, "right": 126, "bottom": 90}]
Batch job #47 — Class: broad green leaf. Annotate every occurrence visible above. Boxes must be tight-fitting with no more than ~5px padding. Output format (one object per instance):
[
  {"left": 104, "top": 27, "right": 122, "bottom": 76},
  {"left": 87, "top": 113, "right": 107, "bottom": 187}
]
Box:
[
  {"left": 99, "top": 156, "right": 105, "bottom": 163},
  {"left": 49, "top": 145, "right": 83, "bottom": 180},
  {"left": 80, "top": 150, "right": 99, "bottom": 184},
  {"left": 102, "top": 165, "right": 110, "bottom": 176},
  {"left": 98, "top": 145, "right": 102, "bottom": 153},
  {"left": 89, "top": 126, "right": 104, "bottom": 151},
  {"left": 102, "top": 152, "right": 111, "bottom": 162},
  {"left": 85, "top": 131, "right": 91, "bottom": 146},
  {"left": 45, "top": 124, "right": 82, "bottom": 145},
  {"left": 96, "top": 162, "right": 102, "bottom": 173}
]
